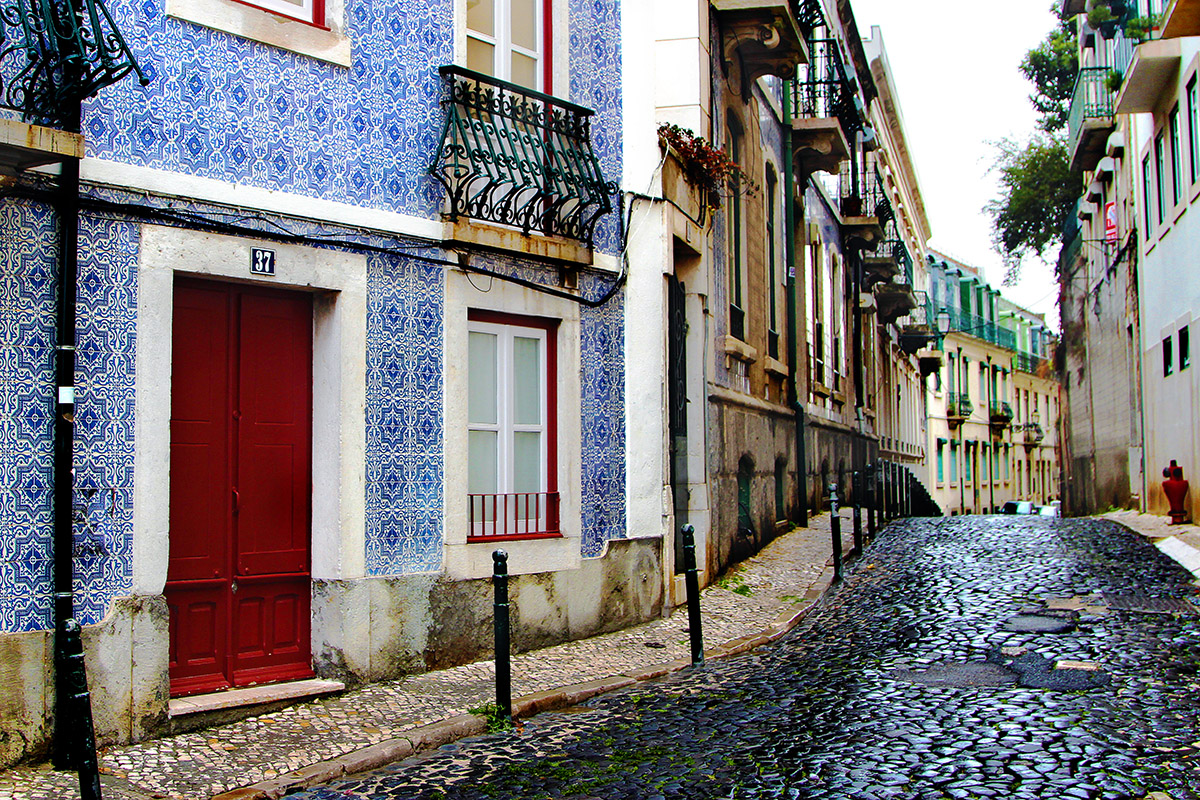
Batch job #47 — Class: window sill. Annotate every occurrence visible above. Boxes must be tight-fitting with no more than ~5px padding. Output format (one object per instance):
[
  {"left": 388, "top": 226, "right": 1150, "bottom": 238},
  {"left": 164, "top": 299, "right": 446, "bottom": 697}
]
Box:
[
  {"left": 166, "top": 0, "right": 352, "bottom": 66},
  {"left": 764, "top": 356, "right": 789, "bottom": 379},
  {"left": 0, "top": 118, "right": 84, "bottom": 172},
  {"left": 723, "top": 335, "right": 758, "bottom": 363},
  {"left": 467, "top": 532, "right": 563, "bottom": 544}
]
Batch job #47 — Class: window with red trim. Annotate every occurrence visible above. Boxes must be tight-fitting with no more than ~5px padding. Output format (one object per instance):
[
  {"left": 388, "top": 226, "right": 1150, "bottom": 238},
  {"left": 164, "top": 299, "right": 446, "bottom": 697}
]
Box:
[
  {"left": 466, "top": 0, "right": 553, "bottom": 92},
  {"left": 230, "top": 0, "right": 324, "bottom": 26},
  {"left": 466, "top": 310, "right": 560, "bottom": 541}
]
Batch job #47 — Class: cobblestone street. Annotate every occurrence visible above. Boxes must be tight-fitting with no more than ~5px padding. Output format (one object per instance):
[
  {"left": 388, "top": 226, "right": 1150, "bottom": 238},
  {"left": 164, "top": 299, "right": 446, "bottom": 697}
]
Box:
[{"left": 287, "top": 517, "right": 1200, "bottom": 800}]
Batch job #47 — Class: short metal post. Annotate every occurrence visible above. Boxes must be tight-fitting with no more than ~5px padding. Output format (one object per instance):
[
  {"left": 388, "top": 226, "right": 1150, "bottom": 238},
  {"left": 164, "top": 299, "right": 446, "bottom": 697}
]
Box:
[
  {"left": 829, "top": 483, "right": 844, "bottom": 582},
  {"left": 852, "top": 470, "right": 863, "bottom": 554},
  {"left": 866, "top": 464, "right": 876, "bottom": 539},
  {"left": 60, "top": 619, "right": 101, "bottom": 800},
  {"left": 681, "top": 525, "right": 704, "bottom": 666},
  {"left": 492, "top": 550, "right": 512, "bottom": 724}
]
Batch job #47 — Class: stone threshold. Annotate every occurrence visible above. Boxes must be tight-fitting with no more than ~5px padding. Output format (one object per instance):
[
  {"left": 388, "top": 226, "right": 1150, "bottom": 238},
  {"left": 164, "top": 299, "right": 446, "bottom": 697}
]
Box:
[{"left": 169, "top": 679, "right": 345, "bottom": 718}]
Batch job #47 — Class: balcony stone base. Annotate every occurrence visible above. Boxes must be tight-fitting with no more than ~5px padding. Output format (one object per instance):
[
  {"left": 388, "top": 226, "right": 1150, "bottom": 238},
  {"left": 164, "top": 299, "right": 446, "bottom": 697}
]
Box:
[
  {"left": 791, "top": 117, "right": 850, "bottom": 176},
  {"left": 0, "top": 118, "right": 84, "bottom": 175}
]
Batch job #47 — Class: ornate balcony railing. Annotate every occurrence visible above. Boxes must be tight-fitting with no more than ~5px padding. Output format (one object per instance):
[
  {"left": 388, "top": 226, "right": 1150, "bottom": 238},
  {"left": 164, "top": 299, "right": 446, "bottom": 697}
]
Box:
[
  {"left": 1015, "top": 351, "right": 1050, "bottom": 374},
  {"left": 989, "top": 400, "right": 1014, "bottom": 427},
  {"left": 947, "top": 393, "right": 973, "bottom": 420},
  {"left": 789, "top": 38, "right": 860, "bottom": 136},
  {"left": 840, "top": 161, "right": 892, "bottom": 221},
  {"left": 432, "top": 66, "right": 616, "bottom": 246},
  {"left": 1067, "top": 66, "right": 1115, "bottom": 160},
  {"left": 0, "top": 0, "right": 148, "bottom": 126},
  {"left": 791, "top": 0, "right": 826, "bottom": 37},
  {"left": 1022, "top": 422, "right": 1045, "bottom": 447}
]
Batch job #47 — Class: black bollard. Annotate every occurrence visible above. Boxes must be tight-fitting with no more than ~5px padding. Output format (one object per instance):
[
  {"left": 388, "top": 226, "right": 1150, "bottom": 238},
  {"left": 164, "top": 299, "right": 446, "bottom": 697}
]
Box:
[
  {"left": 829, "top": 483, "right": 844, "bottom": 582},
  {"left": 492, "top": 550, "right": 512, "bottom": 724},
  {"left": 681, "top": 524, "right": 704, "bottom": 666},
  {"left": 866, "top": 464, "right": 876, "bottom": 539},
  {"left": 852, "top": 470, "right": 863, "bottom": 555},
  {"left": 60, "top": 619, "right": 102, "bottom": 800}
]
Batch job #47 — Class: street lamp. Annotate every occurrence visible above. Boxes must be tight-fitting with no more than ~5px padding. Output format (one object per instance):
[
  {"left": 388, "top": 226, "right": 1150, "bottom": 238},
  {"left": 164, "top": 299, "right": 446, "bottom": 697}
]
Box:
[{"left": 935, "top": 309, "right": 952, "bottom": 338}]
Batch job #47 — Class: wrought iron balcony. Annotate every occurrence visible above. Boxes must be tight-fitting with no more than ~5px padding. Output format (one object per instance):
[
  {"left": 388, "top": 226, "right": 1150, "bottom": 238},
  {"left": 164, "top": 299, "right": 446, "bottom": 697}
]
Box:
[
  {"left": 1067, "top": 67, "right": 1116, "bottom": 172},
  {"left": 898, "top": 291, "right": 937, "bottom": 354},
  {"left": 789, "top": 37, "right": 858, "bottom": 175},
  {"left": 839, "top": 161, "right": 891, "bottom": 248},
  {"left": 947, "top": 393, "right": 973, "bottom": 423},
  {"left": 1022, "top": 422, "right": 1045, "bottom": 448},
  {"left": 0, "top": 0, "right": 148, "bottom": 127},
  {"left": 431, "top": 66, "right": 615, "bottom": 246},
  {"left": 989, "top": 401, "right": 1014, "bottom": 428},
  {"left": 0, "top": 0, "right": 146, "bottom": 171},
  {"left": 1015, "top": 351, "right": 1050, "bottom": 374}
]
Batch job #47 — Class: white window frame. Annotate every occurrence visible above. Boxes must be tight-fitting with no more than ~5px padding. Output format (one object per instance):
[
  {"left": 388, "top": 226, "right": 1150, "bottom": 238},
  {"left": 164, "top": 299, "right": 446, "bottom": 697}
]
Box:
[
  {"left": 466, "top": 0, "right": 546, "bottom": 91},
  {"left": 467, "top": 317, "right": 553, "bottom": 538}
]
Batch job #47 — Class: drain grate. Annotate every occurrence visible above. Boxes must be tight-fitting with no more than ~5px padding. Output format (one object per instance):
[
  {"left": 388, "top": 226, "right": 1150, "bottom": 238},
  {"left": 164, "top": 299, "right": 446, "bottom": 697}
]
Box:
[{"left": 1102, "top": 594, "right": 1197, "bottom": 615}]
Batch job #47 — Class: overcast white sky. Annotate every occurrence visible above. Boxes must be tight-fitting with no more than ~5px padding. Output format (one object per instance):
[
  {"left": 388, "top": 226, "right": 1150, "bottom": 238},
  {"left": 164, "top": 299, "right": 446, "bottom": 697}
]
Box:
[{"left": 850, "top": 0, "right": 1063, "bottom": 328}]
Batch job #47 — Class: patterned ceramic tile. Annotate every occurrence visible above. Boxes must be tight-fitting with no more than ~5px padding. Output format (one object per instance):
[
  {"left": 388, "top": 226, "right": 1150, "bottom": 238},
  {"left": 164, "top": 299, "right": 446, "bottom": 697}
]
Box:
[{"left": 82, "top": 0, "right": 623, "bottom": 256}]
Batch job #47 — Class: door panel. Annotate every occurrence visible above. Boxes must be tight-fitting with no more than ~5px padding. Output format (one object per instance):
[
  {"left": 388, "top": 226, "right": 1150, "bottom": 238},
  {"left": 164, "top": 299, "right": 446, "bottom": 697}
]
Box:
[{"left": 167, "top": 279, "right": 313, "bottom": 697}]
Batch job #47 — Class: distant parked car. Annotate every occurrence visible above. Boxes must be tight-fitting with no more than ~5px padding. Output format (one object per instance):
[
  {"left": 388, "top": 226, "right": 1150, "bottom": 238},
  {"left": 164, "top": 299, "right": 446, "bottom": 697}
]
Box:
[
  {"left": 1038, "top": 504, "right": 1061, "bottom": 517},
  {"left": 1001, "top": 501, "right": 1037, "bottom": 515}
]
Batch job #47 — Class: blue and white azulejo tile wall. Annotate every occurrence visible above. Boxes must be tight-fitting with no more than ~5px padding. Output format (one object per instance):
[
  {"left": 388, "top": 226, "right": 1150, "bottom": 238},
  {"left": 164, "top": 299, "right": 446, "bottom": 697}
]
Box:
[{"left": 0, "top": 201, "right": 140, "bottom": 633}]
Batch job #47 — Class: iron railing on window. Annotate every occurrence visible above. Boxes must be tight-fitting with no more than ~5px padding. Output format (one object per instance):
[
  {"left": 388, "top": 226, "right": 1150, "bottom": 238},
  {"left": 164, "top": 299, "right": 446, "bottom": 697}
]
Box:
[
  {"left": 1067, "top": 66, "right": 1115, "bottom": 161},
  {"left": 0, "top": 0, "right": 148, "bottom": 125},
  {"left": 791, "top": 0, "right": 826, "bottom": 37},
  {"left": 432, "top": 66, "right": 615, "bottom": 246},
  {"left": 1015, "top": 351, "right": 1049, "bottom": 374},
  {"left": 840, "top": 161, "right": 892, "bottom": 222},
  {"left": 468, "top": 492, "right": 561, "bottom": 542},
  {"left": 947, "top": 393, "right": 973, "bottom": 419},
  {"left": 788, "top": 38, "right": 860, "bottom": 137}
]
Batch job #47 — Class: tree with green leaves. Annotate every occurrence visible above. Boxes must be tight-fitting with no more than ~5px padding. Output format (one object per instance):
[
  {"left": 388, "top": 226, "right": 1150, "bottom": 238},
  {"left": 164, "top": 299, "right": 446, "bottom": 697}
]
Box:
[{"left": 988, "top": 8, "right": 1081, "bottom": 282}]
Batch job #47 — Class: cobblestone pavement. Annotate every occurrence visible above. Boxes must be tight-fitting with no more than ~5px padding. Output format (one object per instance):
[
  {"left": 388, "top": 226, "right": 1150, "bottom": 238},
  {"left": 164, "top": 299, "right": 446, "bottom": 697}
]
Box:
[
  {"left": 0, "top": 513, "right": 852, "bottom": 800},
  {"left": 285, "top": 516, "right": 1200, "bottom": 800}
]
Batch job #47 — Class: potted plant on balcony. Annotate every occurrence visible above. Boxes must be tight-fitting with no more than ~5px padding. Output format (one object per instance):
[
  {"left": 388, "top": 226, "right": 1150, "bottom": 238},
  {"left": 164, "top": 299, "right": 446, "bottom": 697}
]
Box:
[
  {"left": 1106, "top": 69, "right": 1124, "bottom": 94},
  {"left": 657, "top": 123, "right": 757, "bottom": 219},
  {"left": 1086, "top": 0, "right": 1120, "bottom": 38},
  {"left": 1124, "top": 13, "right": 1159, "bottom": 42}
]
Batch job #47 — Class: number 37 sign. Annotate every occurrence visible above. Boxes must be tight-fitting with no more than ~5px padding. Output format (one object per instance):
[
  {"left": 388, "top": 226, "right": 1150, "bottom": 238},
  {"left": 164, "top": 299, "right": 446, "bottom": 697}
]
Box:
[{"left": 251, "top": 247, "right": 277, "bottom": 276}]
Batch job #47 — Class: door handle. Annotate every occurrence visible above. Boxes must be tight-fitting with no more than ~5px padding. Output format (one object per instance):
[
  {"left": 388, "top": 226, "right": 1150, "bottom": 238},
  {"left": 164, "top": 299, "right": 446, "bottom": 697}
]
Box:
[
  {"left": 231, "top": 579, "right": 238, "bottom": 595},
  {"left": 232, "top": 488, "right": 239, "bottom": 514}
]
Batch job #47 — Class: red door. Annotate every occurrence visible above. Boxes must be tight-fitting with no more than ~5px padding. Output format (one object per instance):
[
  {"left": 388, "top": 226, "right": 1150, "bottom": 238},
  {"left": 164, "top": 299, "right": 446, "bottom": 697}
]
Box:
[{"left": 166, "top": 279, "right": 314, "bottom": 697}]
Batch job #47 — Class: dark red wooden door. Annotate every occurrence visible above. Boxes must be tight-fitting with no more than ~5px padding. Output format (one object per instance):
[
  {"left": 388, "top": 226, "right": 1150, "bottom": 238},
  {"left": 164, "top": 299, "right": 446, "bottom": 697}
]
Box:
[{"left": 166, "top": 279, "right": 314, "bottom": 697}]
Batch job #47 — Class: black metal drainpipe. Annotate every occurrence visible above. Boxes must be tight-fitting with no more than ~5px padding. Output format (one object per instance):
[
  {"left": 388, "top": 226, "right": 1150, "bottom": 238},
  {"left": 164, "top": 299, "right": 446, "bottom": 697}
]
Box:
[
  {"left": 782, "top": 86, "right": 808, "bottom": 526},
  {"left": 52, "top": 99, "right": 82, "bottom": 767}
]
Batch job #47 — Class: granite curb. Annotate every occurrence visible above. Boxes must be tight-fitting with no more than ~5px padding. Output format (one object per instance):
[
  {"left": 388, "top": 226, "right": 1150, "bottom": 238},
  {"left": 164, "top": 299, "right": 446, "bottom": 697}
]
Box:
[{"left": 208, "top": 564, "right": 841, "bottom": 800}]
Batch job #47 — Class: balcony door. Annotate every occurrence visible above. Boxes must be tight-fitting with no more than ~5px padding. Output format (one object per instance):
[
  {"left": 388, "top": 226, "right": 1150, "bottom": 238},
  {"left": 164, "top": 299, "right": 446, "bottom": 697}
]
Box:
[{"left": 166, "top": 279, "right": 314, "bottom": 697}]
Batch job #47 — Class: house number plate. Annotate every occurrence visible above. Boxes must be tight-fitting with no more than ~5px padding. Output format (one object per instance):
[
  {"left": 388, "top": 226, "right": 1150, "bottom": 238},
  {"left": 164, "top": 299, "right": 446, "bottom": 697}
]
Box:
[{"left": 251, "top": 248, "right": 276, "bottom": 276}]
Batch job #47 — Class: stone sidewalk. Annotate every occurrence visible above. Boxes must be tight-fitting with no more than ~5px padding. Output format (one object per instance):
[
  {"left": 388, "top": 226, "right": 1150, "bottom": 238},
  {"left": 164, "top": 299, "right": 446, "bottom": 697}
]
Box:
[
  {"left": 1101, "top": 509, "right": 1200, "bottom": 580},
  {"left": 0, "top": 510, "right": 862, "bottom": 800}
]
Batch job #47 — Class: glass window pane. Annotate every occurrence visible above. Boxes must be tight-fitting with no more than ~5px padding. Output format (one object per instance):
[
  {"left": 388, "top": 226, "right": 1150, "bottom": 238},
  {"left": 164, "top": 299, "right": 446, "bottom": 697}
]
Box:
[
  {"left": 468, "top": 430, "right": 499, "bottom": 494},
  {"left": 467, "top": 38, "right": 495, "bottom": 75},
  {"left": 510, "top": 52, "right": 538, "bottom": 90},
  {"left": 468, "top": 332, "right": 497, "bottom": 424},
  {"left": 467, "top": 0, "right": 494, "bottom": 36},
  {"left": 512, "top": 335, "right": 541, "bottom": 425},
  {"left": 513, "top": 431, "right": 541, "bottom": 493},
  {"left": 511, "top": 0, "right": 537, "bottom": 50}
]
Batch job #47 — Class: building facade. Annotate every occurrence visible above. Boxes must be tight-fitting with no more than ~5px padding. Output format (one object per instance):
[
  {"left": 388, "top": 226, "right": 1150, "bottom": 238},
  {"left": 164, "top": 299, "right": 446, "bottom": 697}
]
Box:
[
  {"left": 1, "top": 0, "right": 644, "bottom": 765},
  {"left": 925, "top": 253, "right": 1060, "bottom": 516},
  {"left": 1061, "top": 0, "right": 1199, "bottom": 521}
]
